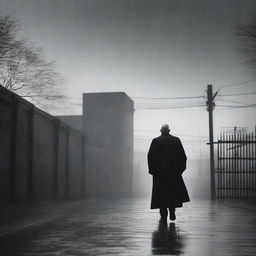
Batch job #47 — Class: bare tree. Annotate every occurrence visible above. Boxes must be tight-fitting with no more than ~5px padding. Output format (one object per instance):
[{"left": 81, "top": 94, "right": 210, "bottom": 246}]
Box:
[
  {"left": 237, "top": 21, "right": 256, "bottom": 72},
  {"left": 0, "top": 15, "right": 65, "bottom": 112}
]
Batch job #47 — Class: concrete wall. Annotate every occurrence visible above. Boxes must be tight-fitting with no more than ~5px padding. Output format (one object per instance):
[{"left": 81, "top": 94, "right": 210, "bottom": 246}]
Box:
[
  {"left": 56, "top": 115, "right": 82, "bottom": 131},
  {"left": 0, "top": 93, "right": 13, "bottom": 201},
  {"left": 83, "top": 92, "right": 134, "bottom": 198},
  {"left": 15, "top": 102, "right": 32, "bottom": 200},
  {"left": 0, "top": 85, "right": 85, "bottom": 201}
]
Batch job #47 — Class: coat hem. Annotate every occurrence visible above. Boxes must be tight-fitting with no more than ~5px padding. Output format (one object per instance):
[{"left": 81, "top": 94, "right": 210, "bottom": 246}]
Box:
[{"left": 150, "top": 199, "right": 190, "bottom": 209}]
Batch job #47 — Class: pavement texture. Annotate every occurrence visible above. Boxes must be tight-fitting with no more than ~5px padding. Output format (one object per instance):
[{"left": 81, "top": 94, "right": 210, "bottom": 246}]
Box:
[{"left": 0, "top": 198, "right": 256, "bottom": 256}]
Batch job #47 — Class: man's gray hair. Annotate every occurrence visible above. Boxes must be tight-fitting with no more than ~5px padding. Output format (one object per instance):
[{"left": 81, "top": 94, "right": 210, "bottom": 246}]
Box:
[{"left": 161, "top": 124, "right": 170, "bottom": 132}]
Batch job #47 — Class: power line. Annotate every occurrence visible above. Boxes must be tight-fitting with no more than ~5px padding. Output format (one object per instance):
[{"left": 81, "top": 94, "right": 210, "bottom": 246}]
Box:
[
  {"left": 56, "top": 101, "right": 205, "bottom": 110},
  {"left": 216, "top": 99, "right": 248, "bottom": 106},
  {"left": 66, "top": 95, "right": 205, "bottom": 101},
  {"left": 216, "top": 103, "right": 256, "bottom": 110},
  {"left": 218, "top": 79, "right": 256, "bottom": 89},
  {"left": 217, "top": 104, "right": 256, "bottom": 108},
  {"left": 134, "top": 104, "right": 205, "bottom": 110},
  {"left": 134, "top": 102, "right": 204, "bottom": 107},
  {"left": 134, "top": 100, "right": 205, "bottom": 105},
  {"left": 218, "top": 91, "right": 256, "bottom": 97},
  {"left": 132, "top": 95, "right": 205, "bottom": 100}
]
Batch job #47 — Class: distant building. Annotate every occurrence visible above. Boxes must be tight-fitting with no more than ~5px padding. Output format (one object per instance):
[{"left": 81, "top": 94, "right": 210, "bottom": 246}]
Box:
[
  {"left": 55, "top": 115, "right": 82, "bottom": 131},
  {"left": 57, "top": 92, "right": 134, "bottom": 197}
]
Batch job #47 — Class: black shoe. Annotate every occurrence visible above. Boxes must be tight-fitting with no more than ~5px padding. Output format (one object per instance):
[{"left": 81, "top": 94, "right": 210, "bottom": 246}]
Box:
[
  {"left": 159, "top": 208, "right": 168, "bottom": 222},
  {"left": 169, "top": 212, "right": 176, "bottom": 221},
  {"left": 169, "top": 209, "right": 176, "bottom": 221}
]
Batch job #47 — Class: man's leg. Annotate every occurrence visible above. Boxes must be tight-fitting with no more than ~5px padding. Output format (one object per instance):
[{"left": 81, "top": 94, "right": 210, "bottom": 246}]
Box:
[
  {"left": 169, "top": 207, "right": 176, "bottom": 221},
  {"left": 159, "top": 208, "right": 168, "bottom": 221}
]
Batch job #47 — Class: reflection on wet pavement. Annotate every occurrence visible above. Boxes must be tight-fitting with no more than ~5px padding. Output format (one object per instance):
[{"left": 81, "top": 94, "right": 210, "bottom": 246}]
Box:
[
  {"left": 0, "top": 199, "right": 256, "bottom": 255},
  {"left": 152, "top": 222, "right": 186, "bottom": 255}
]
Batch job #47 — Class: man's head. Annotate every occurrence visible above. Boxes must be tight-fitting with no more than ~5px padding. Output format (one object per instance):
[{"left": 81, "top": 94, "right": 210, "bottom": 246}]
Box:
[{"left": 160, "top": 124, "right": 170, "bottom": 134}]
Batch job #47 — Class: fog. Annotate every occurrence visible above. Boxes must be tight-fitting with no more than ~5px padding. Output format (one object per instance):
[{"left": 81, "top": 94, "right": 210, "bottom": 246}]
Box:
[{"left": 1, "top": 0, "right": 256, "bottom": 199}]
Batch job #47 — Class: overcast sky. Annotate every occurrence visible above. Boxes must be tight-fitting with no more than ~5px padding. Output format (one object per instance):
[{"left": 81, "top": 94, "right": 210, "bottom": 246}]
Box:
[{"left": 1, "top": 0, "right": 256, "bottom": 156}]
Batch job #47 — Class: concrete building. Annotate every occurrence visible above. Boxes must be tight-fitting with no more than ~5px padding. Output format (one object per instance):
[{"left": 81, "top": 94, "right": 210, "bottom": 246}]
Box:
[
  {"left": 57, "top": 92, "right": 134, "bottom": 198},
  {"left": 56, "top": 115, "right": 82, "bottom": 131},
  {"left": 83, "top": 92, "right": 134, "bottom": 197}
]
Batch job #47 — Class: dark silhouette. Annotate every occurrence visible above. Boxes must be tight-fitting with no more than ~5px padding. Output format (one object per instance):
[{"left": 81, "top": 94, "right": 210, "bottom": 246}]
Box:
[
  {"left": 147, "top": 124, "right": 190, "bottom": 221},
  {"left": 151, "top": 221, "right": 186, "bottom": 255}
]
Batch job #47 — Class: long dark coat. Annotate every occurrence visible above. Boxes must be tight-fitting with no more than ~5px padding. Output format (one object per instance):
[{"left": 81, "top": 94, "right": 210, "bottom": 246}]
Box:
[{"left": 147, "top": 134, "right": 190, "bottom": 209}]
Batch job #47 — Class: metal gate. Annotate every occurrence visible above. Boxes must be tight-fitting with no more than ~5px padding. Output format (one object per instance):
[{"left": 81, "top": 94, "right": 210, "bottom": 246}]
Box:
[{"left": 215, "top": 129, "right": 256, "bottom": 198}]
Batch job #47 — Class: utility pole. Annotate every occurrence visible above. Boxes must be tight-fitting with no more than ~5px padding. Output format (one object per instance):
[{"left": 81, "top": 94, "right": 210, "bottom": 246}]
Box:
[{"left": 206, "top": 84, "right": 218, "bottom": 199}]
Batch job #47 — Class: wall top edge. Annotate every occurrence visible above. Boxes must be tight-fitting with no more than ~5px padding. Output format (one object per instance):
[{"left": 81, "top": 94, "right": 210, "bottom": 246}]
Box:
[{"left": 0, "top": 85, "right": 84, "bottom": 137}]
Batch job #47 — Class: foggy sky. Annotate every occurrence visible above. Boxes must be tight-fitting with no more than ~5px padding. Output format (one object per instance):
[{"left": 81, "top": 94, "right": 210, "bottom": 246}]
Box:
[{"left": 0, "top": 0, "right": 256, "bottom": 157}]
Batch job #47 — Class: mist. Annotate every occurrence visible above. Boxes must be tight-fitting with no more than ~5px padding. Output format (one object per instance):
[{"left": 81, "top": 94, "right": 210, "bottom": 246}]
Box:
[{"left": 0, "top": 0, "right": 255, "bottom": 199}]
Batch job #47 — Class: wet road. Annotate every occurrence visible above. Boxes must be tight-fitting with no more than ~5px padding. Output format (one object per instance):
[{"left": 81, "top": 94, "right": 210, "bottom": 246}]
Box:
[{"left": 1, "top": 199, "right": 256, "bottom": 255}]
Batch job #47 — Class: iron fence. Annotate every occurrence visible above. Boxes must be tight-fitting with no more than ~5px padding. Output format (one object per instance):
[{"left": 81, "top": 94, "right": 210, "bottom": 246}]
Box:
[{"left": 215, "top": 130, "right": 256, "bottom": 197}]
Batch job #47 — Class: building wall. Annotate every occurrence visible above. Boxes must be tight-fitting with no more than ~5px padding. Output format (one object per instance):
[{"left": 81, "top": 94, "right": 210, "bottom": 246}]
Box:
[
  {"left": 0, "top": 95, "right": 12, "bottom": 201},
  {"left": 83, "top": 92, "right": 134, "bottom": 197},
  {"left": 0, "top": 85, "right": 85, "bottom": 201},
  {"left": 56, "top": 115, "right": 82, "bottom": 131},
  {"left": 57, "top": 125, "right": 69, "bottom": 198},
  {"left": 33, "top": 112, "right": 55, "bottom": 199},
  {"left": 68, "top": 131, "right": 84, "bottom": 197},
  {"left": 15, "top": 103, "right": 31, "bottom": 200}
]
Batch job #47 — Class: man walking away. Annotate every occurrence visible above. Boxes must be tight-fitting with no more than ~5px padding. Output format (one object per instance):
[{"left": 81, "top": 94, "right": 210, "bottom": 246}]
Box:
[{"left": 147, "top": 124, "right": 190, "bottom": 221}]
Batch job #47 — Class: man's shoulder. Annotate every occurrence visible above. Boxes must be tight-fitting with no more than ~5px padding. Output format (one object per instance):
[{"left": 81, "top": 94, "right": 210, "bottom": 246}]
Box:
[
  {"left": 170, "top": 135, "right": 180, "bottom": 141},
  {"left": 152, "top": 135, "right": 162, "bottom": 142},
  {"left": 150, "top": 136, "right": 160, "bottom": 146},
  {"left": 153, "top": 134, "right": 180, "bottom": 142}
]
